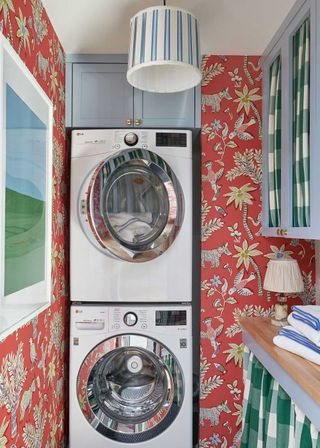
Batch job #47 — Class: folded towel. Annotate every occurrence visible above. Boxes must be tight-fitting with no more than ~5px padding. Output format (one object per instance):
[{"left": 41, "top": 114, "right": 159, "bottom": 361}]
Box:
[
  {"left": 278, "top": 327, "right": 320, "bottom": 354},
  {"left": 288, "top": 313, "right": 320, "bottom": 346},
  {"left": 291, "top": 305, "right": 320, "bottom": 331},
  {"left": 273, "top": 326, "right": 320, "bottom": 365}
]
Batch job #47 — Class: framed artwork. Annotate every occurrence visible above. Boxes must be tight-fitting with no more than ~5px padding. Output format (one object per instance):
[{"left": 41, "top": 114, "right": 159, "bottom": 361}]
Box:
[{"left": 0, "top": 34, "right": 53, "bottom": 338}]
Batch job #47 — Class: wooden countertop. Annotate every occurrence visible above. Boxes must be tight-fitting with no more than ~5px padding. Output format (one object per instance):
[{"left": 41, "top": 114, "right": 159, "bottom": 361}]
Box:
[{"left": 240, "top": 317, "right": 320, "bottom": 408}]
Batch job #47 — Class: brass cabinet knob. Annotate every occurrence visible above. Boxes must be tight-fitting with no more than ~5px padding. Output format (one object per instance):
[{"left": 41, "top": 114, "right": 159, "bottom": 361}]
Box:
[
  {"left": 135, "top": 118, "right": 142, "bottom": 126},
  {"left": 126, "top": 119, "right": 133, "bottom": 125},
  {"left": 276, "top": 228, "right": 288, "bottom": 236}
]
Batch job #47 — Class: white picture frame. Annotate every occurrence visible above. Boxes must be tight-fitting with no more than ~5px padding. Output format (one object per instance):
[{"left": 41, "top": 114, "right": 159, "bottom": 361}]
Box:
[{"left": 0, "top": 34, "right": 53, "bottom": 340}]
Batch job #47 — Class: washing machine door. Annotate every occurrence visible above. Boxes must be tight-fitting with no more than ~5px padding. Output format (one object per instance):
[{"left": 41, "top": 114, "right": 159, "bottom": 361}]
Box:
[
  {"left": 77, "top": 335, "right": 184, "bottom": 443},
  {"left": 81, "top": 148, "right": 184, "bottom": 262}
]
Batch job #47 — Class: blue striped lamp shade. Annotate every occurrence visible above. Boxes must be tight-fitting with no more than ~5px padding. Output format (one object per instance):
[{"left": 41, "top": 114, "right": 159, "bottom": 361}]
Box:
[{"left": 127, "top": 6, "right": 201, "bottom": 93}]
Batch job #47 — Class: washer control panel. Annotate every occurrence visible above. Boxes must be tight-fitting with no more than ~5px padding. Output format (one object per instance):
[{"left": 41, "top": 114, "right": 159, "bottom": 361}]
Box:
[{"left": 72, "top": 305, "right": 191, "bottom": 335}]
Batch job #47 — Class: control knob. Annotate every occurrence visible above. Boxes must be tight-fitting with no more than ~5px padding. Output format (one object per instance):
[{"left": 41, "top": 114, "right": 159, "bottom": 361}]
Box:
[
  {"left": 123, "top": 312, "right": 138, "bottom": 327},
  {"left": 124, "top": 132, "right": 139, "bottom": 146}
]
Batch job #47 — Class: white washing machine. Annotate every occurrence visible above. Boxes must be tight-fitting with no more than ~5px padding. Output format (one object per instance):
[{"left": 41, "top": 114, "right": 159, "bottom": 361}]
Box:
[
  {"left": 69, "top": 303, "right": 192, "bottom": 448},
  {"left": 70, "top": 129, "right": 193, "bottom": 303}
]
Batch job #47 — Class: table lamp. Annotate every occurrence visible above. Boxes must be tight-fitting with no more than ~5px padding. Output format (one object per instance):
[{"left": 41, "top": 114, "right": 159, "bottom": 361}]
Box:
[{"left": 263, "top": 257, "right": 304, "bottom": 326}]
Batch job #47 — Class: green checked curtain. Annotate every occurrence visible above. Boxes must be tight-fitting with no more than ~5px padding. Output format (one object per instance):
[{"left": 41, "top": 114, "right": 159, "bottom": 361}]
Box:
[
  {"left": 268, "top": 56, "right": 282, "bottom": 228},
  {"left": 241, "top": 350, "right": 320, "bottom": 448},
  {"left": 293, "top": 19, "right": 310, "bottom": 227}
]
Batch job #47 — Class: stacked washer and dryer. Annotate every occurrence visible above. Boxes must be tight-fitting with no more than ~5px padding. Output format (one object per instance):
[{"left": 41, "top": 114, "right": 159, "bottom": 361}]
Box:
[{"left": 69, "top": 129, "right": 195, "bottom": 447}]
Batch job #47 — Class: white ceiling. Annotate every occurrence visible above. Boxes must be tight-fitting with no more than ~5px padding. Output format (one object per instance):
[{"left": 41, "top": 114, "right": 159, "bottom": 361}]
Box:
[{"left": 42, "top": 0, "right": 296, "bottom": 55}]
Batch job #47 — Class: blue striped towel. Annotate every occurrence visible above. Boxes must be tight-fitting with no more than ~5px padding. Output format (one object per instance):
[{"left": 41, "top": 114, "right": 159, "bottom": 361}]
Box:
[
  {"left": 292, "top": 305, "right": 320, "bottom": 331},
  {"left": 279, "top": 327, "right": 320, "bottom": 355}
]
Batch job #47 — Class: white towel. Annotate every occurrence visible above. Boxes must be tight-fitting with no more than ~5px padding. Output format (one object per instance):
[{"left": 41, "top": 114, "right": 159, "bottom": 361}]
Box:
[
  {"left": 117, "top": 222, "right": 152, "bottom": 243},
  {"left": 291, "top": 305, "right": 320, "bottom": 330},
  {"left": 288, "top": 313, "right": 320, "bottom": 347},
  {"left": 108, "top": 213, "right": 153, "bottom": 243},
  {"left": 108, "top": 212, "right": 152, "bottom": 226},
  {"left": 273, "top": 326, "right": 320, "bottom": 366}
]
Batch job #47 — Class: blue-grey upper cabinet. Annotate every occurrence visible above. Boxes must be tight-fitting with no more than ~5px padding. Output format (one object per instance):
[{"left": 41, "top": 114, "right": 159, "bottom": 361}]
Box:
[
  {"left": 72, "top": 63, "right": 134, "bottom": 128},
  {"left": 66, "top": 55, "right": 200, "bottom": 129},
  {"left": 262, "top": 0, "right": 320, "bottom": 239},
  {"left": 134, "top": 88, "right": 198, "bottom": 128}
]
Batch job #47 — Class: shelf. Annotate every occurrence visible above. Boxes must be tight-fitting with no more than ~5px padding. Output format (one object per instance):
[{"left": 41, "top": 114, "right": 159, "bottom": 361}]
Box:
[{"left": 240, "top": 317, "right": 320, "bottom": 429}]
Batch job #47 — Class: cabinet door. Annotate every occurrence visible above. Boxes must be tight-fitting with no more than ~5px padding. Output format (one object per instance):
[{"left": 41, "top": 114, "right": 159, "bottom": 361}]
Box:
[
  {"left": 262, "top": 0, "right": 319, "bottom": 239},
  {"left": 72, "top": 64, "right": 134, "bottom": 128},
  {"left": 284, "top": 0, "right": 316, "bottom": 238},
  {"left": 134, "top": 88, "right": 196, "bottom": 128}
]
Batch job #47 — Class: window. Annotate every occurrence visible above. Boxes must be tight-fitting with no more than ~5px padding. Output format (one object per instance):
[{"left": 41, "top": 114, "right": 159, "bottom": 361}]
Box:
[{"left": 0, "top": 35, "right": 53, "bottom": 339}]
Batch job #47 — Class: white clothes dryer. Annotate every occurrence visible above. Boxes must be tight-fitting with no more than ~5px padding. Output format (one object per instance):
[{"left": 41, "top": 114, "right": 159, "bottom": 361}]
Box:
[
  {"left": 70, "top": 129, "right": 193, "bottom": 303},
  {"left": 69, "top": 303, "right": 192, "bottom": 448}
]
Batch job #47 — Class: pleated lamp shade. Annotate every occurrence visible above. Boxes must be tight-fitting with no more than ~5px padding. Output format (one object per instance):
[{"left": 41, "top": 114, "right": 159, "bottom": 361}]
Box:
[
  {"left": 127, "top": 6, "right": 202, "bottom": 93},
  {"left": 263, "top": 259, "right": 304, "bottom": 294}
]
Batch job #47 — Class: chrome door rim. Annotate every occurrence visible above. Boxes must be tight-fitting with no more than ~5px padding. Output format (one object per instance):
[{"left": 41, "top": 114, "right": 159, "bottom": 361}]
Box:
[
  {"left": 80, "top": 148, "right": 184, "bottom": 262},
  {"left": 77, "top": 334, "right": 184, "bottom": 443}
]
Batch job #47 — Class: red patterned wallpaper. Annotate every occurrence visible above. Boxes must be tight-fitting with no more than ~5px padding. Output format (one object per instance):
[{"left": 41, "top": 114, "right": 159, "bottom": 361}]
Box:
[
  {"left": 200, "top": 55, "right": 315, "bottom": 448},
  {"left": 0, "top": 1, "right": 67, "bottom": 446},
  {"left": 0, "top": 16, "right": 314, "bottom": 447}
]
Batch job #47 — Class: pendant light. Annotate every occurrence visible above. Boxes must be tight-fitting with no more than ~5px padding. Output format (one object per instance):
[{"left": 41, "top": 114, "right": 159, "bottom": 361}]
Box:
[{"left": 127, "top": 1, "right": 201, "bottom": 93}]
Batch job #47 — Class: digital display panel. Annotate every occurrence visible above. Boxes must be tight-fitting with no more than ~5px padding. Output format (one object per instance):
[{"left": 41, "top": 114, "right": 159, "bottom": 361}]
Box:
[
  {"left": 155, "top": 310, "right": 187, "bottom": 326},
  {"left": 156, "top": 132, "right": 187, "bottom": 147}
]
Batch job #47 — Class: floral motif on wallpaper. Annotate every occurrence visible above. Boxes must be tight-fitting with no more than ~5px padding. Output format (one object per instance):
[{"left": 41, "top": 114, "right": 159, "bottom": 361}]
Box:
[
  {"left": 0, "top": 0, "right": 67, "bottom": 447},
  {"left": 200, "top": 55, "right": 315, "bottom": 448}
]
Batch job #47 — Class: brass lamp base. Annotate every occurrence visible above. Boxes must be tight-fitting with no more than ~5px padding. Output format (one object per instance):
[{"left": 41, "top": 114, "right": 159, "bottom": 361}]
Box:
[
  {"left": 271, "top": 317, "right": 287, "bottom": 327},
  {"left": 271, "top": 294, "right": 288, "bottom": 327}
]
